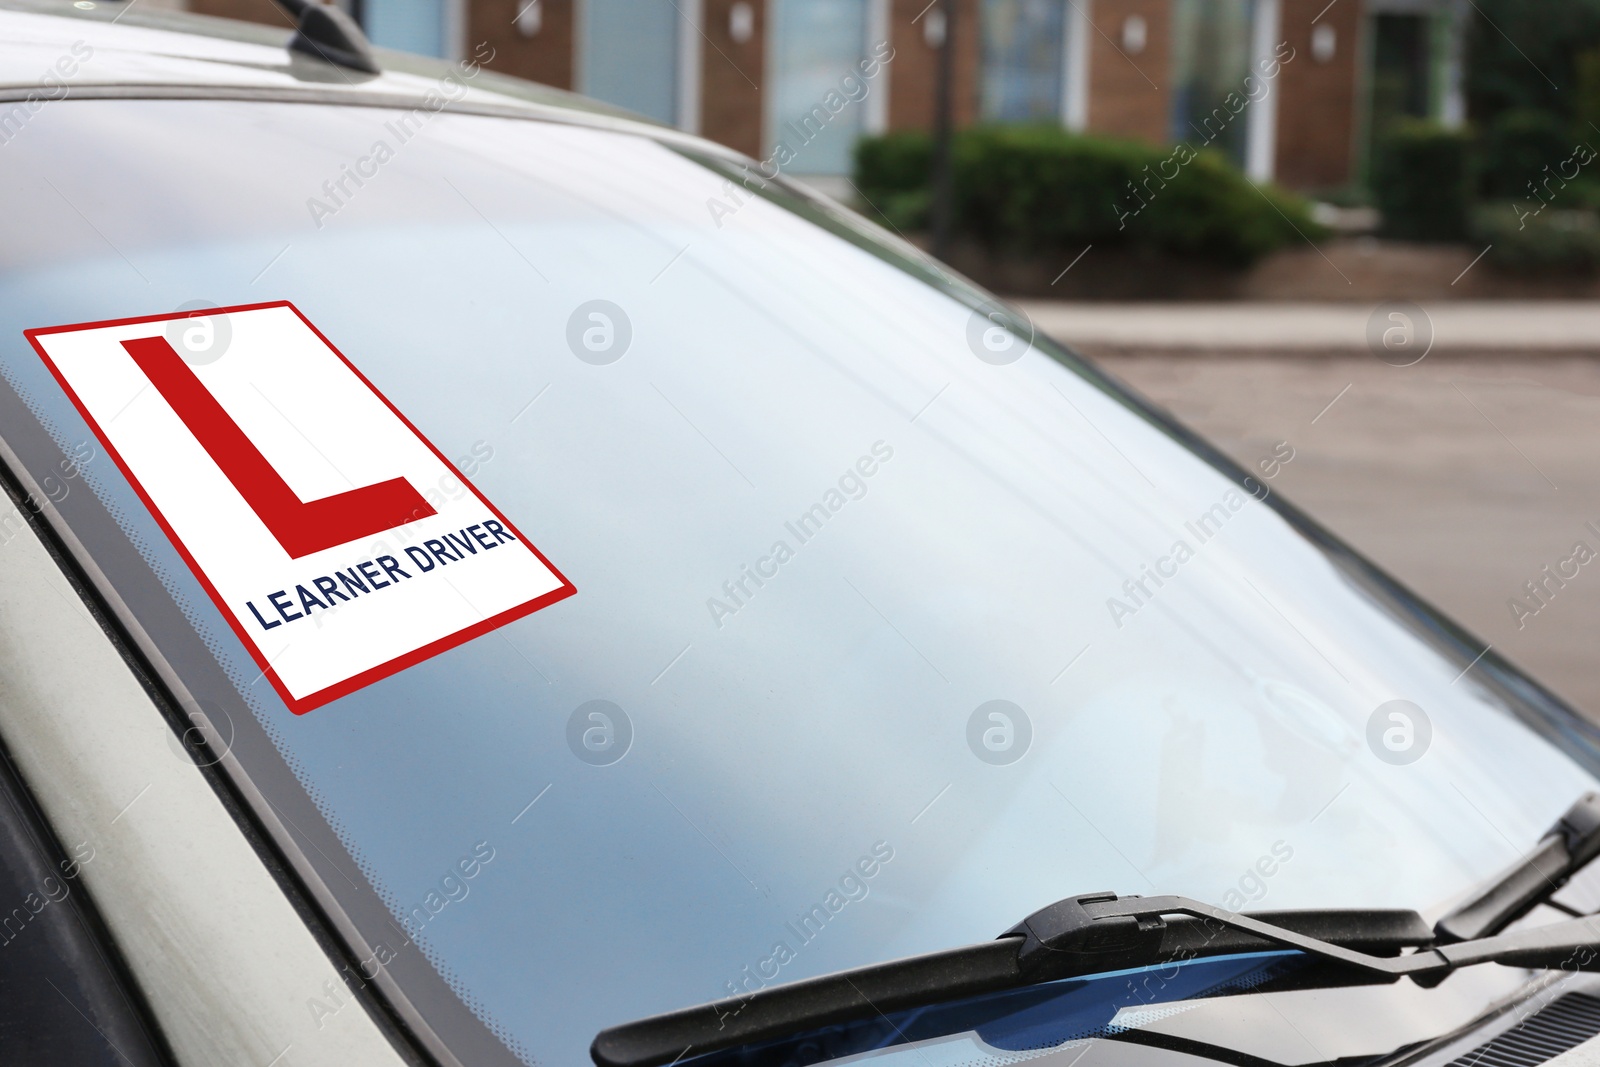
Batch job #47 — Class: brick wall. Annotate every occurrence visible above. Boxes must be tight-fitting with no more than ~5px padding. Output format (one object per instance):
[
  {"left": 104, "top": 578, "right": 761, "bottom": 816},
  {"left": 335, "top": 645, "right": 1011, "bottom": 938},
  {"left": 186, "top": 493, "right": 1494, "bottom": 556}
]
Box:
[
  {"left": 699, "top": 0, "right": 766, "bottom": 157},
  {"left": 1274, "top": 0, "right": 1364, "bottom": 190},
  {"left": 186, "top": 0, "right": 286, "bottom": 28},
  {"left": 886, "top": 0, "right": 979, "bottom": 131},
  {"left": 1087, "top": 0, "right": 1170, "bottom": 143},
  {"left": 471, "top": 0, "right": 573, "bottom": 89}
]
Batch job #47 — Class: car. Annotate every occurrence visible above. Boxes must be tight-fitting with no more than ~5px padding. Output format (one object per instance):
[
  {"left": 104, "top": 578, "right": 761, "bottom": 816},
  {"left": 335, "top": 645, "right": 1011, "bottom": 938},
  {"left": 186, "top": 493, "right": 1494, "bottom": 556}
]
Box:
[{"left": 3, "top": 4, "right": 1600, "bottom": 1067}]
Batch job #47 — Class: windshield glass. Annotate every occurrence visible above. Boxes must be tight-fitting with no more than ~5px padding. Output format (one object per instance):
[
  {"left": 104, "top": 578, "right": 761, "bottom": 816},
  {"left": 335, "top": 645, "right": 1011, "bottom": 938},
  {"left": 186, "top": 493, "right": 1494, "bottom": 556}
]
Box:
[{"left": 1, "top": 96, "right": 1597, "bottom": 1067}]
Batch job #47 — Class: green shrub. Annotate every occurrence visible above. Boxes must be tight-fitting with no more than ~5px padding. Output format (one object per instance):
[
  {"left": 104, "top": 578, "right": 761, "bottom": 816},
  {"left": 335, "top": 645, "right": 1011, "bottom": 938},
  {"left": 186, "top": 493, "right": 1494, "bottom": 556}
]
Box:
[
  {"left": 1565, "top": 174, "right": 1600, "bottom": 210},
  {"left": 869, "top": 189, "right": 932, "bottom": 232},
  {"left": 1575, "top": 45, "right": 1600, "bottom": 146},
  {"left": 852, "top": 126, "right": 1324, "bottom": 266},
  {"left": 953, "top": 127, "right": 1159, "bottom": 250},
  {"left": 1372, "top": 120, "right": 1474, "bottom": 241},
  {"left": 1140, "top": 151, "right": 1321, "bottom": 265},
  {"left": 855, "top": 132, "right": 931, "bottom": 196},
  {"left": 1480, "top": 108, "right": 1574, "bottom": 197},
  {"left": 1312, "top": 185, "right": 1373, "bottom": 208},
  {"left": 1475, "top": 202, "right": 1600, "bottom": 274},
  {"left": 853, "top": 132, "right": 937, "bottom": 231}
]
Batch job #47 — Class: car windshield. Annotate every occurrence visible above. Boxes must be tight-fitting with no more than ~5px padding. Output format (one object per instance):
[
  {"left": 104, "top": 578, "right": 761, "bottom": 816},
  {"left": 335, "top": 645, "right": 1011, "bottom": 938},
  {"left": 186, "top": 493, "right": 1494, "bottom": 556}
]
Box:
[{"left": 1, "top": 96, "right": 1597, "bottom": 1067}]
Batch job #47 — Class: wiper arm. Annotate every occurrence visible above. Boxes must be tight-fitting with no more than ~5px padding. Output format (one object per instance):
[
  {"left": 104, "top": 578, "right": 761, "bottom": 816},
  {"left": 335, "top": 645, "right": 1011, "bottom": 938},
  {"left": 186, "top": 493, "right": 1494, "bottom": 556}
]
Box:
[
  {"left": 593, "top": 792, "right": 1600, "bottom": 1067},
  {"left": 1435, "top": 791, "right": 1600, "bottom": 942}
]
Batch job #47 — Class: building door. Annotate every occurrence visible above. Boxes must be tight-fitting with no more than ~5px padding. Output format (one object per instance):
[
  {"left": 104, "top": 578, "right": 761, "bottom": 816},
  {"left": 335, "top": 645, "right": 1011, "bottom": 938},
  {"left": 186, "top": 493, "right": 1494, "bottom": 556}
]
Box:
[
  {"left": 1369, "top": 13, "right": 1433, "bottom": 135},
  {"left": 1360, "top": 2, "right": 1467, "bottom": 186},
  {"left": 767, "top": 0, "right": 876, "bottom": 178}
]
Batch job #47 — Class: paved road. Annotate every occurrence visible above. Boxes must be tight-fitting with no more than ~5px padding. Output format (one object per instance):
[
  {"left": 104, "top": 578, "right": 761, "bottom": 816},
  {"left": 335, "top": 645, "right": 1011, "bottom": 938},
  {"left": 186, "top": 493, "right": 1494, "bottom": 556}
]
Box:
[{"left": 1025, "top": 305, "right": 1600, "bottom": 721}]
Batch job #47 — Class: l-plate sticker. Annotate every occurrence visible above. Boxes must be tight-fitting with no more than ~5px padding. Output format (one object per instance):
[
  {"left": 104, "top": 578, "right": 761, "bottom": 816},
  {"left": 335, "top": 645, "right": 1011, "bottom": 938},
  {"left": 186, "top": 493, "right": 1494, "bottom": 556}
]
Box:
[{"left": 26, "top": 301, "right": 575, "bottom": 714}]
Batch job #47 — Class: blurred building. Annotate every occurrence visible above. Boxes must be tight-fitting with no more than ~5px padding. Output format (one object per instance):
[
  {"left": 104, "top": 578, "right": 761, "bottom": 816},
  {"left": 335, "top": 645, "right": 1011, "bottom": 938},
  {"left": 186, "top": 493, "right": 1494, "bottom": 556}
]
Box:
[{"left": 195, "top": 0, "right": 1470, "bottom": 194}]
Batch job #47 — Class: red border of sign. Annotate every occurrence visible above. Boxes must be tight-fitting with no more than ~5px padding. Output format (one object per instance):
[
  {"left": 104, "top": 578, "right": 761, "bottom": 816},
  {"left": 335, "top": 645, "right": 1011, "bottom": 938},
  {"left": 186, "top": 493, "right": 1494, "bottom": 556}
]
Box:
[{"left": 24, "top": 300, "right": 577, "bottom": 715}]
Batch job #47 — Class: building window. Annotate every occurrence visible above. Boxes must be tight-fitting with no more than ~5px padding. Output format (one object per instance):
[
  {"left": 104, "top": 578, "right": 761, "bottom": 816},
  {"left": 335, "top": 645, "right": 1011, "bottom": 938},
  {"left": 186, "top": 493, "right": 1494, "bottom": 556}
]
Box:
[
  {"left": 578, "top": 0, "right": 687, "bottom": 128},
  {"left": 980, "top": 0, "right": 1066, "bottom": 123},
  {"left": 361, "top": 0, "right": 449, "bottom": 58},
  {"left": 767, "top": 0, "right": 876, "bottom": 177},
  {"left": 1170, "top": 0, "right": 1255, "bottom": 166}
]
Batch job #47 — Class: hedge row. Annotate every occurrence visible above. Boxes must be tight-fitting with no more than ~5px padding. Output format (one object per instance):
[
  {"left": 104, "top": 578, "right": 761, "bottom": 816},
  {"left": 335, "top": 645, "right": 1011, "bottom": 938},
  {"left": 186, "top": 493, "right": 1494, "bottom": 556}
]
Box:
[
  {"left": 1371, "top": 120, "right": 1476, "bottom": 241},
  {"left": 854, "top": 127, "right": 1324, "bottom": 267},
  {"left": 1372, "top": 115, "right": 1600, "bottom": 271}
]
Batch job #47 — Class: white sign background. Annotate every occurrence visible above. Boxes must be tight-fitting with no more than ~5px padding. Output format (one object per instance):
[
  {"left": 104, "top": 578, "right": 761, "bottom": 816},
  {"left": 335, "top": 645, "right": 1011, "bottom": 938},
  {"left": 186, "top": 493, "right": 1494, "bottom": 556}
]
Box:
[{"left": 27, "top": 301, "right": 575, "bottom": 713}]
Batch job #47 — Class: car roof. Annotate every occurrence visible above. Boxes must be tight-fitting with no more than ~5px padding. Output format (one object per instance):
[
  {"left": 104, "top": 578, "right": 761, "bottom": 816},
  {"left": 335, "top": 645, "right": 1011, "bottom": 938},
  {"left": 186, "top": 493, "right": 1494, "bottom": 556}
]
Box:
[{"left": 0, "top": 0, "right": 724, "bottom": 152}]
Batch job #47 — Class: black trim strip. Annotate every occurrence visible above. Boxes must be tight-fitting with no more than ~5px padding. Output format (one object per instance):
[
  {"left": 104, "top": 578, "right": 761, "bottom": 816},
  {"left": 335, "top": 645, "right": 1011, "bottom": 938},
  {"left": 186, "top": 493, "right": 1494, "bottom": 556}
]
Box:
[{"left": 0, "top": 713, "right": 175, "bottom": 1065}]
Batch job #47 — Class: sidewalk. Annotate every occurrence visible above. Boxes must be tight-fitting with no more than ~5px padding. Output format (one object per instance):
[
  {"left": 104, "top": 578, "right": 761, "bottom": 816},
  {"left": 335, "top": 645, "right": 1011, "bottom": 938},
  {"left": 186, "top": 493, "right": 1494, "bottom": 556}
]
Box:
[{"left": 1015, "top": 301, "right": 1600, "bottom": 358}]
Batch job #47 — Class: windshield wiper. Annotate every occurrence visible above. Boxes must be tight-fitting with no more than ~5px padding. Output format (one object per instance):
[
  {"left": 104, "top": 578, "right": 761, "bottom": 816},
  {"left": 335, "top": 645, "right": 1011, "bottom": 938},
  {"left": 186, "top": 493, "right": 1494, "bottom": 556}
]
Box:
[
  {"left": 591, "top": 898, "right": 1432, "bottom": 1067},
  {"left": 592, "top": 792, "right": 1600, "bottom": 1067}
]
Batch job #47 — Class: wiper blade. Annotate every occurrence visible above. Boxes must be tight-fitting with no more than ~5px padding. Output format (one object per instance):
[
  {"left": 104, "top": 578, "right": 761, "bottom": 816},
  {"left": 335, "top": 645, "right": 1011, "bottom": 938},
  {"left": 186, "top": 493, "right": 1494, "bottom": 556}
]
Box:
[
  {"left": 1435, "top": 791, "right": 1600, "bottom": 942},
  {"left": 593, "top": 792, "right": 1600, "bottom": 1067},
  {"left": 590, "top": 899, "right": 1432, "bottom": 1067}
]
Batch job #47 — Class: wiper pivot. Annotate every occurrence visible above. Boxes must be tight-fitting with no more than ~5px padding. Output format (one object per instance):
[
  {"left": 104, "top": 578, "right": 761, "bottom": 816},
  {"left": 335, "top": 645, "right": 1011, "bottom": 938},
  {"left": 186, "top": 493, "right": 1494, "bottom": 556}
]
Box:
[
  {"left": 1007, "top": 892, "right": 1429, "bottom": 980},
  {"left": 1435, "top": 791, "right": 1600, "bottom": 943}
]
